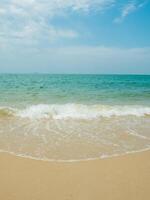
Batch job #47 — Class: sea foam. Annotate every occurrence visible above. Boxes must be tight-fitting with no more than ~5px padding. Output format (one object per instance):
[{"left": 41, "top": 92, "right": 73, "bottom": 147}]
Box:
[{"left": 0, "top": 104, "right": 150, "bottom": 120}]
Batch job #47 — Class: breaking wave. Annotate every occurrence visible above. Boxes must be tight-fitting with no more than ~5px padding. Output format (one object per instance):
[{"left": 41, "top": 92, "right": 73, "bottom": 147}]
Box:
[{"left": 0, "top": 104, "right": 150, "bottom": 120}]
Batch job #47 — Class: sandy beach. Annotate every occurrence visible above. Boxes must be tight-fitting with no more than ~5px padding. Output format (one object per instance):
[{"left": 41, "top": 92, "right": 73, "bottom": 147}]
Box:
[{"left": 0, "top": 151, "right": 150, "bottom": 200}]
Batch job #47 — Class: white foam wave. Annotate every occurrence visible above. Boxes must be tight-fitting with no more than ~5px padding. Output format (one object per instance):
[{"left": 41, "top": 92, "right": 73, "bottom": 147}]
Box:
[{"left": 14, "top": 104, "right": 150, "bottom": 119}]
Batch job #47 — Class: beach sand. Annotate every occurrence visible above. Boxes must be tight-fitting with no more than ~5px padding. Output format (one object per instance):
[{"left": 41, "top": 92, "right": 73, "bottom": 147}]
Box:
[{"left": 0, "top": 151, "right": 150, "bottom": 200}]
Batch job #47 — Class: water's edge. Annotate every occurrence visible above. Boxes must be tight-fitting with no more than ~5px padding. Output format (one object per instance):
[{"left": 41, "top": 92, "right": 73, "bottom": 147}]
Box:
[{"left": 0, "top": 147, "right": 150, "bottom": 163}]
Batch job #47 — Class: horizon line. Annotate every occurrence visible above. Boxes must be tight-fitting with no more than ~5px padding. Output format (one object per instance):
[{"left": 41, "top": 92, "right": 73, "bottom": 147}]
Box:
[{"left": 0, "top": 73, "right": 149, "bottom": 75}]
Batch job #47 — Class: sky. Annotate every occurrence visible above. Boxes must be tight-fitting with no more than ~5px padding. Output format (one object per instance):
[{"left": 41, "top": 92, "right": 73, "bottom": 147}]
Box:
[{"left": 0, "top": 0, "right": 150, "bottom": 74}]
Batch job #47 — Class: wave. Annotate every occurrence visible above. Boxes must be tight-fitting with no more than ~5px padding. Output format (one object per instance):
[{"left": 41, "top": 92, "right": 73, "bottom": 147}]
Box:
[
  {"left": 0, "top": 104, "right": 150, "bottom": 120},
  {"left": 0, "top": 107, "right": 16, "bottom": 117}
]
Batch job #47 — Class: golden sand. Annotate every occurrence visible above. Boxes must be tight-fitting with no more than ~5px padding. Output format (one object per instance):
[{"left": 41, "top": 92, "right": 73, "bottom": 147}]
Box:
[{"left": 0, "top": 151, "right": 150, "bottom": 200}]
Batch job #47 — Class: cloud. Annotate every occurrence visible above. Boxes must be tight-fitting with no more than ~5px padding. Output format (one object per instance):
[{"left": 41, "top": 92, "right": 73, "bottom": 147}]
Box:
[
  {"left": 114, "top": 0, "right": 147, "bottom": 23},
  {"left": 0, "top": 46, "right": 150, "bottom": 74},
  {"left": 0, "top": 0, "right": 115, "bottom": 47}
]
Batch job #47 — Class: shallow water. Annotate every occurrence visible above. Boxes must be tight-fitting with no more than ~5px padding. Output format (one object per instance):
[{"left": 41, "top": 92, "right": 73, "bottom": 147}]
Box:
[{"left": 0, "top": 74, "right": 150, "bottom": 161}]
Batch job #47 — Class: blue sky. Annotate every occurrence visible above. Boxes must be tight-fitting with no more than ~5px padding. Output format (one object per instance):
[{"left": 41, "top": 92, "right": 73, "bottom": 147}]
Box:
[{"left": 0, "top": 0, "right": 150, "bottom": 74}]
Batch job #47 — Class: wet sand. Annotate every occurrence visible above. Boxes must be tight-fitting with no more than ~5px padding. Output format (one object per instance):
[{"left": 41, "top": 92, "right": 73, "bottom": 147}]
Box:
[{"left": 0, "top": 151, "right": 150, "bottom": 200}]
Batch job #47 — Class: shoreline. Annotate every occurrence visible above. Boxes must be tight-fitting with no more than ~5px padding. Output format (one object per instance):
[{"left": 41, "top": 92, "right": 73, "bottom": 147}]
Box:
[
  {"left": 0, "top": 150, "right": 150, "bottom": 200},
  {"left": 0, "top": 147, "right": 150, "bottom": 163}
]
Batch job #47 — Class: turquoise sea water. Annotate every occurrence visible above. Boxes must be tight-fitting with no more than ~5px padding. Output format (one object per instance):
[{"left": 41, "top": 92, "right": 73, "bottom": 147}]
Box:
[
  {"left": 0, "top": 74, "right": 150, "bottom": 161},
  {"left": 0, "top": 74, "right": 150, "bottom": 107}
]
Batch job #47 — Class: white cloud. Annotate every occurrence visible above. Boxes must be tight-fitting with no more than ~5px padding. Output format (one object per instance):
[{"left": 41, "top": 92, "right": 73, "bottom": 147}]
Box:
[
  {"left": 0, "top": 8, "right": 6, "bottom": 15},
  {"left": 0, "top": 46, "right": 150, "bottom": 74},
  {"left": 10, "top": 0, "right": 114, "bottom": 12},
  {"left": 114, "top": 0, "right": 147, "bottom": 23},
  {"left": 0, "top": 0, "right": 114, "bottom": 47}
]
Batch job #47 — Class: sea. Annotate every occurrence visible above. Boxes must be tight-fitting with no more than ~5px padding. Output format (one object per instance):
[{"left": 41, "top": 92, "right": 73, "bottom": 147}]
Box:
[{"left": 0, "top": 74, "right": 150, "bottom": 161}]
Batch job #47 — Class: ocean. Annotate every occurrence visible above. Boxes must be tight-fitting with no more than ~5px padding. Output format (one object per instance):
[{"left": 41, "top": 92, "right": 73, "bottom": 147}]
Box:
[{"left": 0, "top": 74, "right": 150, "bottom": 161}]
